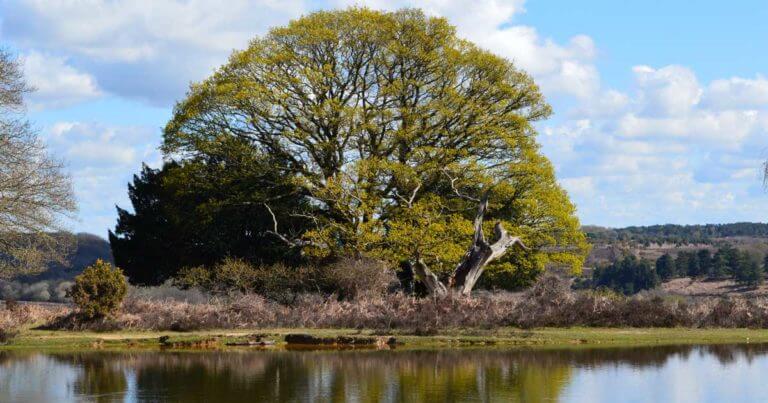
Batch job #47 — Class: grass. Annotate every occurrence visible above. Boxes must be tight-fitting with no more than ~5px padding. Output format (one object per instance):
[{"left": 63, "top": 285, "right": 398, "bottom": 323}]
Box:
[{"left": 5, "top": 327, "right": 768, "bottom": 351}]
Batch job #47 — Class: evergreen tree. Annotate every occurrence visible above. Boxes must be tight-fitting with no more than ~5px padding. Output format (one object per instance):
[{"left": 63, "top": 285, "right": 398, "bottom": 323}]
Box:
[
  {"left": 593, "top": 255, "right": 659, "bottom": 295},
  {"left": 675, "top": 252, "right": 691, "bottom": 277},
  {"left": 686, "top": 253, "right": 702, "bottom": 277},
  {"left": 734, "top": 251, "right": 763, "bottom": 287},
  {"left": 722, "top": 245, "right": 741, "bottom": 276},
  {"left": 764, "top": 253, "right": 768, "bottom": 274},
  {"left": 696, "top": 249, "right": 712, "bottom": 278},
  {"left": 110, "top": 142, "right": 312, "bottom": 285},
  {"left": 655, "top": 253, "right": 676, "bottom": 281},
  {"left": 710, "top": 250, "right": 728, "bottom": 279}
]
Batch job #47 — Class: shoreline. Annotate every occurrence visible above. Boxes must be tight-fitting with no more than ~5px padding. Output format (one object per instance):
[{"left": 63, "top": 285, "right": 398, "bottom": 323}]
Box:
[{"left": 5, "top": 327, "right": 768, "bottom": 351}]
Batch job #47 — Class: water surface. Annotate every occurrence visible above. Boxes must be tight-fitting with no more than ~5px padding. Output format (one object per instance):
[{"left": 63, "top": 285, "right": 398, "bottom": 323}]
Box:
[{"left": 1, "top": 344, "right": 767, "bottom": 402}]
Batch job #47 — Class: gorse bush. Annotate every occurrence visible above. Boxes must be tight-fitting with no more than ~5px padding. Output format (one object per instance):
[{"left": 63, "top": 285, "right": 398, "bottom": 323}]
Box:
[{"left": 67, "top": 259, "right": 128, "bottom": 319}]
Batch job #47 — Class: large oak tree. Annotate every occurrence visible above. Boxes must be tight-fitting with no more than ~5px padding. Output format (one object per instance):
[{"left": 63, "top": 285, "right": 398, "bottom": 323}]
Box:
[{"left": 163, "top": 8, "right": 589, "bottom": 295}]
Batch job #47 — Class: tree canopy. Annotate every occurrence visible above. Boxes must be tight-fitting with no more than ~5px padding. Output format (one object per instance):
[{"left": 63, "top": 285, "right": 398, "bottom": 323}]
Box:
[{"left": 149, "top": 8, "right": 588, "bottom": 291}]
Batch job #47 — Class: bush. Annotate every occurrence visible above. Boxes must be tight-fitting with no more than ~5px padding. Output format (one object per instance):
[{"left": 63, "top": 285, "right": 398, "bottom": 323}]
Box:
[
  {"left": 0, "top": 303, "right": 68, "bottom": 343},
  {"left": 67, "top": 259, "right": 128, "bottom": 319},
  {"left": 174, "top": 257, "right": 397, "bottom": 303},
  {"left": 175, "top": 258, "right": 260, "bottom": 294},
  {"left": 318, "top": 257, "right": 397, "bottom": 299}
]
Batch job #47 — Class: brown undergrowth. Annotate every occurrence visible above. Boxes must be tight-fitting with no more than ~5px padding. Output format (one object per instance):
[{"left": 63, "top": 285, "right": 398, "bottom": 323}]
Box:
[
  {"left": 29, "top": 275, "right": 768, "bottom": 332},
  {"left": 0, "top": 301, "right": 69, "bottom": 343}
]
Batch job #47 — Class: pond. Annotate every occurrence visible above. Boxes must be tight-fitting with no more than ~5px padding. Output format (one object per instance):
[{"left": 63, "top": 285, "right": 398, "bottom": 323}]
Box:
[{"left": 1, "top": 344, "right": 767, "bottom": 402}]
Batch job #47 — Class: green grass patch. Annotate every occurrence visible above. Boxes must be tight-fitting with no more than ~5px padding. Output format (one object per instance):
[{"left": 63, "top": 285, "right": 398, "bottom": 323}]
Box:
[{"left": 4, "top": 327, "right": 768, "bottom": 351}]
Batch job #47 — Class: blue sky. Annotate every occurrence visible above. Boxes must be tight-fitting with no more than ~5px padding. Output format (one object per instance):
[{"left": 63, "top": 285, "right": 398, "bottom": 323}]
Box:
[{"left": 1, "top": 0, "right": 767, "bottom": 236}]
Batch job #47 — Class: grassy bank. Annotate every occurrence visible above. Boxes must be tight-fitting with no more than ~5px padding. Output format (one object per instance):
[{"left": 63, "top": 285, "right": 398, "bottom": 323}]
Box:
[{"left": 5, "top": 327, "right": 768, "bottom": 351}]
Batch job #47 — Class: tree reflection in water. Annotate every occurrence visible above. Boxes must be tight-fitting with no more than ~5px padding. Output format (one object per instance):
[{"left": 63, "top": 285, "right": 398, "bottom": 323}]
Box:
[{"left": 1, "top": 344, "right": 768, "bottom": 402}]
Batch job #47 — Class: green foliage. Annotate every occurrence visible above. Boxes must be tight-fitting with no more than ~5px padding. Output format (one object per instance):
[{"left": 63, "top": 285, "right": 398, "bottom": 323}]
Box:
[
  {"left": 709, "top": 250, "right": 728, "bottom": 278},
  {"left": 733, "top": 252, "right": 764, "bottom": 287},
  {"left": 174, "top": 258, "right": 259, "bottom": 294},
  {"left": 67, "top": 260, "right": 127, "bottom": 319},
  {"left": 110, "top": 139, "right": 311, "bottom": 285},
  {"left": 654, "top": 253, "right": 676, "bottom": 281},
  {"left": 696, "top": 249, "right": 712, "bottom": 277},
  {"left": 672, "top": 250, "right": 714, "bottom": 278},
  {"left": 592, "top": 256, "right": 659, "bottom": 295},
  {"left": 161, "top": 7, "right": 588, "bottom": 290},
  {"left": 653, "top": 246, "right": 765, "bottom": 285}
]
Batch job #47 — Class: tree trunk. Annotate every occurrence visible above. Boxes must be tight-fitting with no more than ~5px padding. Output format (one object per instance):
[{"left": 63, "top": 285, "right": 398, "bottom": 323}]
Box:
[
  {"left": 412, "top": 258, "right": 447, "bottom": 297},
  {"left": 412, "top": 194, "right": 527, "bottom": 297}
]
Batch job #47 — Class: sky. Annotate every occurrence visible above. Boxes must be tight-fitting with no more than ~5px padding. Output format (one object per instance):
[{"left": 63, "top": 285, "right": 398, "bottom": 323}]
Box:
[{"left": 1, "top": 0, "right": 767, "bottom": 237}]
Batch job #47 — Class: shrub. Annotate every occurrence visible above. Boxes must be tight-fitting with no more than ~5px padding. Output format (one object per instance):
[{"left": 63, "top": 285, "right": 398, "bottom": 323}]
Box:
[
  {"left": 0, "top": 303, "right": 68, "bottom": 343},
  {"left": 175, "top": 258, "right": 261, "bottom": 294},
  {"left": 67, "top": 259, "right": 128, "bottom": 319},
  {"left": 173, "top": 257, "right": 397, "bottom": 303},
  {"left": 5, "top": 298, "right": 18, "bottom": 311},
  {"left": 0, "top": 328, "right": 18, "bottom": 344},
  {"left": 174, "top": 265, "right": 213, "bottom": 290},
  {"left": 319, "top": 257, "right": 397, "bottom": 299}
]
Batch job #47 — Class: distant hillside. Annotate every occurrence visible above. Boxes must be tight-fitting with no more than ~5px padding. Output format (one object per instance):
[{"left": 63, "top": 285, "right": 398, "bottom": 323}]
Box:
[
  {"left": 14, "top": 233, "right": 113, "bottom": 282},
  {"left": 583, "top": 223, "right": 768, "bottom": 267},
  {"left": 0, "top": 233, "right": 113, "bottom": 302},
  {"left": 584, "top": 223, "right": 768, "bottom": 246}
]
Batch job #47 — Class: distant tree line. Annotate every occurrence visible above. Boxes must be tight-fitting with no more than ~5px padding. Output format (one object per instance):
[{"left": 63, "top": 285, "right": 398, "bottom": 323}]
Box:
[
  {"left": 585, "top": 223, "right": 768, "bottom": 246},
  {"left": 588, "top": 246, "right": 766, "bottom": 294}
]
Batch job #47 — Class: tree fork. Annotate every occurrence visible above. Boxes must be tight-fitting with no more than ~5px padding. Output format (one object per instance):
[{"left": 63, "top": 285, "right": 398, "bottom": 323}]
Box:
[{"left": 413, "top": 193, "right": 528, "bottom": 297}]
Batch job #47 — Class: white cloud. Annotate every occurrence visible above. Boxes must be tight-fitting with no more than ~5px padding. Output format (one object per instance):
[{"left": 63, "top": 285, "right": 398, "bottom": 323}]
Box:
[
  {"left": 617, "top": 110, "right": 759, "bottom": 146},
  {"left": 42, "top": 121, "right": 163, "bottom": 236},
  {"left": 22, "top": 51, "right": 101, "bottom": 109},
  {"left": 703, "top": 76, "right": 768, "bottom": 110},
  {"left": 542, "top": 61, "right": 768, "bottom": 226},
  {"left": 45, "top": 121, "right": 159, "bottom": 168},
  {"left": 331, "top": 0, "right": 525, "bottom": 36},
  {"left": 472, "top": 26, "right": 600, "bottom": 98},
  {"left": 633, "top": 65, "right": 702, "bottom": 116},
  {"left": 3, "top": 0, "right": 602, "bottom": 103},
  {"left": 2, "top": 0, "right": 309, "bottom": 105}
]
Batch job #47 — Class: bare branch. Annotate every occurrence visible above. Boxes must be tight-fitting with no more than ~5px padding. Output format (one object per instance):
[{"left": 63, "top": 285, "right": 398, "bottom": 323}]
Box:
[
  {"left": 441, "top": 169, "right": 480, "bottom": 203},
  {"left": 262, "top": 203, "right": 320, "bottom": 249},
  {"left": 393, "top": 183, "right": 421, "bottom": 208}
]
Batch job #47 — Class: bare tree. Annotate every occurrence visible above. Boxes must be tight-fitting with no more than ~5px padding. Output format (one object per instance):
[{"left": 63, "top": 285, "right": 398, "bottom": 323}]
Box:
[{"left": 0, "top": 50, "right": 76, "bottom": 278}]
